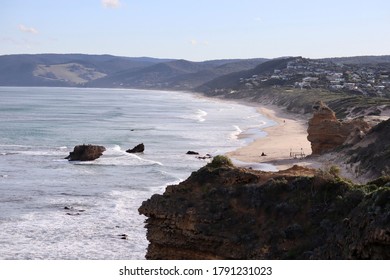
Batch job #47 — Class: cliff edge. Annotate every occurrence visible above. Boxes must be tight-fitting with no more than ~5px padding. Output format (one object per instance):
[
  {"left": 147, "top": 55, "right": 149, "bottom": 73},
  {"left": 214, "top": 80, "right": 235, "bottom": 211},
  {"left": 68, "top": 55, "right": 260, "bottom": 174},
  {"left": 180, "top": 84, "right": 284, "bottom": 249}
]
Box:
[
  {"left": 307, "top": 101, "right": 371, "bottom": 155},
  {"left": 139, "top": 158, "right": 390, "bottom": 259}
]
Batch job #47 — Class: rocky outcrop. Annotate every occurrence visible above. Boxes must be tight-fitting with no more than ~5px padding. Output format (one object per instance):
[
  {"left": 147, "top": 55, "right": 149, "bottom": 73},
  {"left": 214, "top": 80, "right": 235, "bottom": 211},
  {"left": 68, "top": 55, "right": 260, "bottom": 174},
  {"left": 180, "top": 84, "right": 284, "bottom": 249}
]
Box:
[
  {"left": 307, "top": 101, "right": 371, "bottom": 154},
  {"left": 65, "top": 144, "right": 106, "bottom": 161},
  {"left": 139, "top": 158, "right": 390, "bottom": 259},
  {"left": 186, "top": 151, "right": 199, "bottom": 155},
  {"left": 126, "top": 143, "right": 145, "bottom": 153}
]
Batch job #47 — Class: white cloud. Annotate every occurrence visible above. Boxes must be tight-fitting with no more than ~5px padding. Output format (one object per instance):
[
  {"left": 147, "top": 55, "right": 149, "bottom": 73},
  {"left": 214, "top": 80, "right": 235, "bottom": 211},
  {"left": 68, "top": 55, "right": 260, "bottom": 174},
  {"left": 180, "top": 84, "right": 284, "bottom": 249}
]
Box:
[
  {"left": 254, "top": 17, "right": 262, "bottom": 22},
  {"left": 190, "top": 39, "right": 198, "bottom": 45},
  {"left": 102, "top": 0, "right": 121, "bottom": 8},
  {"left": 18, "top": 24, "right": 38, "bottom": 34}
]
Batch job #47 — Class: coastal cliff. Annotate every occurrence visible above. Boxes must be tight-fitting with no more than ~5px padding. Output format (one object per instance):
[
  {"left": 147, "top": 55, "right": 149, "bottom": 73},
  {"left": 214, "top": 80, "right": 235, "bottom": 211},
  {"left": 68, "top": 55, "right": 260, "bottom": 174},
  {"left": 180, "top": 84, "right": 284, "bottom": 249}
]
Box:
[
  {"left": 307, "top": 101, "right": 371, "bottom": 154},
  {"left": 139, "top": 158, "right": 390, "bottom": 259},
  {"left": 306, "top": 101, "right": 390, "bottom": 180}
]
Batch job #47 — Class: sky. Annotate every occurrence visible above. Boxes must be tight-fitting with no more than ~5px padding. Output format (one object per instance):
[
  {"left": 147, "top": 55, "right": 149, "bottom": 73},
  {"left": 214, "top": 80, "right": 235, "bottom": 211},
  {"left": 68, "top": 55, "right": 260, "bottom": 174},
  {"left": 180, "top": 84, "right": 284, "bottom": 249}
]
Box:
[{"left": 1, "top": 0, "right": 389, "bottom": 61}]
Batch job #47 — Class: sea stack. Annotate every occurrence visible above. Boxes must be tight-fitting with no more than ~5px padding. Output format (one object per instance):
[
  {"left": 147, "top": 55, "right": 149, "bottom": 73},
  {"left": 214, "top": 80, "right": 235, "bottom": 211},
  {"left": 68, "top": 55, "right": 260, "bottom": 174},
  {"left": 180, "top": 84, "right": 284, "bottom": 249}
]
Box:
[
  {"left": 65, "top": 144, "right": 106, "bottom": 161},
  {"left": 126, "top": 143, "right": 145, "bottom": 153},
  {"left": 307, "top": 101, "right": 370, "bottom": 155}
]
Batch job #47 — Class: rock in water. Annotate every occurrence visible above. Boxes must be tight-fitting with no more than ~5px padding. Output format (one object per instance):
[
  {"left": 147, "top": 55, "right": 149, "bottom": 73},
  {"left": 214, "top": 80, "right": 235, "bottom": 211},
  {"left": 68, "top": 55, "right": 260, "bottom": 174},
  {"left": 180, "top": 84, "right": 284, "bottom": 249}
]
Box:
[
  {"left": 126, "top": 143, "right": 145, "bottom": 153},
  {"left": 186, "top": 151, "right": 199, "bottom": 155},
  {"left": 65, "top": 144, "right": 106, "bottom": 161}
]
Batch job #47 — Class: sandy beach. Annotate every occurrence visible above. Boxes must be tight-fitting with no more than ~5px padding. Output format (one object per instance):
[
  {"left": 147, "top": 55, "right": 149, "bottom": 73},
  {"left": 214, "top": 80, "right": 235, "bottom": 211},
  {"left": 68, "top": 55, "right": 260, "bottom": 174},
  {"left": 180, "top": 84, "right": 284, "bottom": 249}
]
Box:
[
  {"left": 225, "top": 100, "right": 377, "bottom": 184},
  {"left": 227, "top": 103, "right": 322, "bottom": 171}
]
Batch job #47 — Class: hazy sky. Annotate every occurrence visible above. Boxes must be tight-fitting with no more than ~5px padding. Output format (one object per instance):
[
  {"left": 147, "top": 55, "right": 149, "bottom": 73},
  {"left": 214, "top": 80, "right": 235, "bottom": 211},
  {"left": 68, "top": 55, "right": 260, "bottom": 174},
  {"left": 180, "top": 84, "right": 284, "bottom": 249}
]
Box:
[{"left": 1, "top": 0, "right": 389, "bottom": 61}]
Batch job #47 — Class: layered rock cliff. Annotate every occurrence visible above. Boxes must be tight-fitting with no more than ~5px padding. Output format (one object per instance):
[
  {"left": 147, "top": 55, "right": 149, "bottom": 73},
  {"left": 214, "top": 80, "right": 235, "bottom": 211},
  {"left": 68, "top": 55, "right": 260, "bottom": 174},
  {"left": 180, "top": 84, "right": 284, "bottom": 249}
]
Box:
[
  {"left": 139, "top": 159, "right": 390, "bottom": 259},
  {"left": 305, "top": 101, "right": 390, "bottom": 180},
  {"left": 307, "top": 101, "right": 371, "bottom": 154}
]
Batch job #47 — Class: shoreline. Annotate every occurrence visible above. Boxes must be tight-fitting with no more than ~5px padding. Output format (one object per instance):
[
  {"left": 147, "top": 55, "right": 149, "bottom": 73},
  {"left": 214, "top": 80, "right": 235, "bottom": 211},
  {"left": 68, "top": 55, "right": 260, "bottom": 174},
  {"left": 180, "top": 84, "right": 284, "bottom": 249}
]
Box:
[
  {"left": 188, "top": 91, "right": 322, "bottom": 171},
  {"left": 217, "top": 96, "right": 370, "bottom": 183},
  {"left": 226, "top": 102, "right": 321, "bottom": 171},
  {"left": 180, "top": 91, "right": 374, "bottom": 183}
]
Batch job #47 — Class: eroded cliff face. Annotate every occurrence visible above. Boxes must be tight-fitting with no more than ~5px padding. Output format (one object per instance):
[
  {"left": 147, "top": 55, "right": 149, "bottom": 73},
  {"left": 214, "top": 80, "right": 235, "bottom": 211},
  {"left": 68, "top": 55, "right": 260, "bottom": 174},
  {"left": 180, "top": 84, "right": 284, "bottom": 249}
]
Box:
[
  {"left": 343, "top": 118, "right": 390, "bottom": 179},
  {"left": 307, "top": 101, "right": 371, "bottom": 154},
  {"left": 139, "top": 162, "right": 390, "bottom": 259}
]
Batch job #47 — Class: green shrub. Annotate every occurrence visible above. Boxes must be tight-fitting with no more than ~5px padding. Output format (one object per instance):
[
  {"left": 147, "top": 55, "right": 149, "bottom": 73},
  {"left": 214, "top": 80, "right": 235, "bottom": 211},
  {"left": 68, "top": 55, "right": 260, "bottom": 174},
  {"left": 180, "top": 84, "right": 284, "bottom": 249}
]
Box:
[
  {"left": 329, "top": 165, "right": 341, "bottom": 177},
  {"left": 208, "top": 155, "right": 234, "bottom": 169}
]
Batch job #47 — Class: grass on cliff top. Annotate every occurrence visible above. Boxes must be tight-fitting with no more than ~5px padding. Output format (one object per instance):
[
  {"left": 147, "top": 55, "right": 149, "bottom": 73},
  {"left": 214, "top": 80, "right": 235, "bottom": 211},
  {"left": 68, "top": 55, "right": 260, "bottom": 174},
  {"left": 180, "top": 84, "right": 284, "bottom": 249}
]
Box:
[
  {"left": 207, "top": 155, "right": 234, "bottom": 169},
  {"left": 249, "top": 88, "right": 390, "bottom": 118}
]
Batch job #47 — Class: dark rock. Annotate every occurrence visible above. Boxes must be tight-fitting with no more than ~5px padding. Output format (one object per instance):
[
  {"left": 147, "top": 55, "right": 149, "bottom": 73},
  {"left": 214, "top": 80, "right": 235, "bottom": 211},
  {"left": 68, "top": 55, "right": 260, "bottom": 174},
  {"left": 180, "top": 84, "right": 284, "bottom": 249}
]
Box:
[
  {"left": 65, "top": 144, "right": 106, "bottom": 161},
  {"left": 64, "top": 206, "right": 85, "bottom": 213},
  {"left": 139, "top": 163, "right": 390, "bottom": 260},
  {"left": 197, "top": 154, "right": 213, "bottom": 160},
  {"left": 119, "top": 234, "right": 128, "bottom": 240},
  {"left": 186, "top": 151, "right": 199, "bottom": 155},
  {"left": 66, "top": 213, "right": 80, "bottom": 216},
  {"left": 126, "top": 143, "right": 145, "bottom": 153}
]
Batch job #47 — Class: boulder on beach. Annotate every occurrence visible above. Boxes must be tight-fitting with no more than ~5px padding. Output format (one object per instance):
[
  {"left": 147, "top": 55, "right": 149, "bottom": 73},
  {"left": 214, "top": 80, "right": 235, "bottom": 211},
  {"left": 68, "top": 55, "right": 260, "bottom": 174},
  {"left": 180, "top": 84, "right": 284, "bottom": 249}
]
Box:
[
  {"left": 126, "top": 143, "right": 145, "bottom": 153},
  {"left": 65, "top": 144, "right": 106, "bottom": 161}
]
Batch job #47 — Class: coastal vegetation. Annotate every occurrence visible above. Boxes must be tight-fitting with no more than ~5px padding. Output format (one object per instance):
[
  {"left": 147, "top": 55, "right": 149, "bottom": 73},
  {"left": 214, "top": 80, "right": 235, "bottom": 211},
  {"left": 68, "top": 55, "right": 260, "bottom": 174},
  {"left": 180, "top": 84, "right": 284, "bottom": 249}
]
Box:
[{"left": 207, "top": 155, "right": 234, "bottom": 169}]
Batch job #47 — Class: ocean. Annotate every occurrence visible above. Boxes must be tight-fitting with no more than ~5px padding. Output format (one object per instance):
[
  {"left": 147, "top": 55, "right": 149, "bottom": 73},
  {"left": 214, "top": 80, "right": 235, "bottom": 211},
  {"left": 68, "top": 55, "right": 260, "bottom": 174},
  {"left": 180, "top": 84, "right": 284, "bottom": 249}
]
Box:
[{"left": 0, "top": 87, "right": 276, "bottom": 259}]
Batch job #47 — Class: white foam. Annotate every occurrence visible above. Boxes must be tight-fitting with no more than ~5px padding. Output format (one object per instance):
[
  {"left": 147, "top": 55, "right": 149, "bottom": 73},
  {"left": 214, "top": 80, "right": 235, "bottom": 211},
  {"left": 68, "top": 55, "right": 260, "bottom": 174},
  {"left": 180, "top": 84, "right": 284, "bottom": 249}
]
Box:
[
  {"left": 196, "top": 109, "right": 208, "bottom": 122},
  {"left": 71, "top": 152, "right": 163, "bottom": 167},
  {"left": 17, "top": 150, "right": 66, "bottom": 156},
  {"left": 230, "top": 125, "right": 243, "bottom": 140},
  {"left": 111, "top": 144, "right": 122, "bottom": 152},
  {"left": 181, "top": 109, "right": 208, "bottom": 122},
  {"left": 2, "top": 145, "right": 68, "bottom": 157}
]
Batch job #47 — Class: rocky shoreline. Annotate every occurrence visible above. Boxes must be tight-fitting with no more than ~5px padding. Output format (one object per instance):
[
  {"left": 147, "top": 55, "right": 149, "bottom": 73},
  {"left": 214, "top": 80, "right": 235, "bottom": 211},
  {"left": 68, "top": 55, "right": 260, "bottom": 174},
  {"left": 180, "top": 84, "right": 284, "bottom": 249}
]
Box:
[
  {"left": 138, "top": 100, "right": 390, "bottom": 260},
  {"left": 139, "top": 159, "right": 390, "bottom": 259}
]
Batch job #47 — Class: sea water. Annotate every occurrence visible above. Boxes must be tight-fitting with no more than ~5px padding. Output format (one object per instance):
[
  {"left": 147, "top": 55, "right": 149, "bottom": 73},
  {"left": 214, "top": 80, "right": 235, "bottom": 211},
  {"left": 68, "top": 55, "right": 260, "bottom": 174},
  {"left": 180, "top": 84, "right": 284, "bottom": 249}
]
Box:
[{"left": 0, "top": 87, "right": 276, "bottom": 259}]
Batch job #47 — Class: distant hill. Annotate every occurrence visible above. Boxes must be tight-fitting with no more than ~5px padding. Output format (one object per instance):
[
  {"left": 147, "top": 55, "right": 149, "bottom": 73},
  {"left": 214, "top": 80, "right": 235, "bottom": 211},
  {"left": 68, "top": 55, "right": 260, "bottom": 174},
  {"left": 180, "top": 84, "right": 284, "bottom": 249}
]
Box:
[
  {"left": 195, "top": 56, "right": 390, "bottom": 118},
  {"left": 0, "top": 53, "right": 267, "bottom": 89},
  {"left": 0, "top": 54, "right": 171, "bottom": 87},
  {"left": 196, "top": 57, "right": 297, "bottom": 92},
  {"left": 321, "top": 55, "right": 390, "bottom": 65},
  {"left": 88, "top": 59, "right": 215, "bottom": 89},
  {"left": 1, "top": 54, "right": 389, "bottom": 95},
  {"left": 89, "top": 58, "right": 268, "bottom": 89}
]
